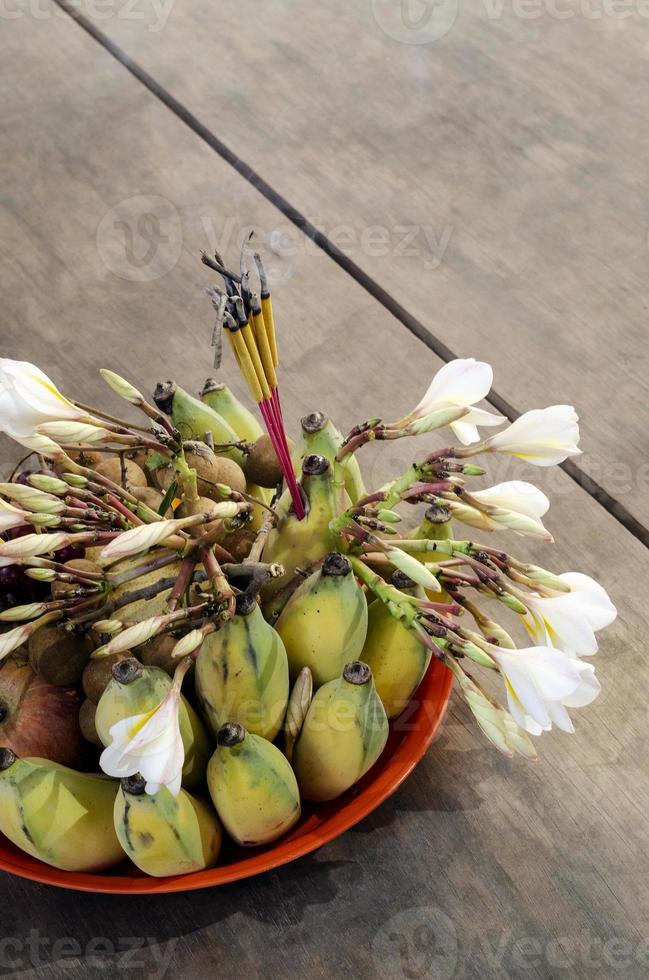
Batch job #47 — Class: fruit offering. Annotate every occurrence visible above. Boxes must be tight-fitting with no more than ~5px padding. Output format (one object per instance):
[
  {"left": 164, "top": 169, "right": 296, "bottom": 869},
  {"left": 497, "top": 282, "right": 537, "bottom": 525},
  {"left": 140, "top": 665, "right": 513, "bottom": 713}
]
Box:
[{"left": 0, "top": 244, "right": 616, "bottom": 879}]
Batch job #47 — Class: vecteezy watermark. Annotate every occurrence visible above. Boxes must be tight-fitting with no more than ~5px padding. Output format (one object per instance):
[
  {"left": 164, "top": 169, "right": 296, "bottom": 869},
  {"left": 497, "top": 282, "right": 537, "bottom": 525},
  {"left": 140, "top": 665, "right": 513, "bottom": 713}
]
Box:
[
  {"left": 371, "top": 0, "right": 649, "bottom": 44},
  {"left": 371, "top": 906, "right": 459, "bottom": 979},
  {"left": 370, "top": 0, "right": 460, "bottom": 45},
  {"left": 0, "top": 930, "right": 178, "bottom": 977},
  {"left": 0, "top": 0, "right": 175, "bottom": 32},
  {"left": 201, "top": 216, "right": 454, "bottom": 288},
  {"left": 96, "top": 195, "right": 183, "bottom": 283}
]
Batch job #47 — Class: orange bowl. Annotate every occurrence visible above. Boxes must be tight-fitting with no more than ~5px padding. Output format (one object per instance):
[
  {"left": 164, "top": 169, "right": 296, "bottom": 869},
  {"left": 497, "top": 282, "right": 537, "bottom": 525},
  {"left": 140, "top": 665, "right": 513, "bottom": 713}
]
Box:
[{"left": 0, "top": 660, "right": 451, "bottom": 894}]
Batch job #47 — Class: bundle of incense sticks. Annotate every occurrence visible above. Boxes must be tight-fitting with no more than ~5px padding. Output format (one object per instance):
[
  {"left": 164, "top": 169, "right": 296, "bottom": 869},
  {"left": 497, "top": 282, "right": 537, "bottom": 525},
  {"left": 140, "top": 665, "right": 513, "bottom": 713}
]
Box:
[{"left": 202, "top": 249, "right": 305, "bottom": 520}]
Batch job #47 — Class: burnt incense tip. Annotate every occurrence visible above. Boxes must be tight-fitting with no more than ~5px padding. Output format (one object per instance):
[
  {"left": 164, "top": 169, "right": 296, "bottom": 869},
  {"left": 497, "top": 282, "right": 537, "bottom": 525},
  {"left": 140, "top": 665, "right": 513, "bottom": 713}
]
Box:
[
  {"left": 112, "top": 658, "right": 143, "bottom": 686},
  {"left": 0, "top": 748, "right": 17, "bottom": 772},
  {"left": 200, "top": 378, "right": 225, "bottom": 396},
  {"left": 391, "top": 570, "right": 417, "bottom": 590},
  {"left": 217, "top": 722, "right": 246, "bottom": 747},
  {"left": 425, "top": 504, "right": 452, "bottom": 525},
  {"left": 302, "top": 454, "right": 329, "bottom": 477},
  {"left": 343, "top": 661, "right": 372, "bottom": 686},
  {"left": 153, "top": 380, "right": 177, "bottom": 415},
  {"left": 121, "top": 774, "right": 147, "bottom": 796},
  {"left": 300, "top": 411, "right": 328, "bottom": 434},
  {"left": 322, "top": 552, "right": 352, "bottom": 577},
  {"left": 235, "top": 593, "right": 257, "bottom": 616}
]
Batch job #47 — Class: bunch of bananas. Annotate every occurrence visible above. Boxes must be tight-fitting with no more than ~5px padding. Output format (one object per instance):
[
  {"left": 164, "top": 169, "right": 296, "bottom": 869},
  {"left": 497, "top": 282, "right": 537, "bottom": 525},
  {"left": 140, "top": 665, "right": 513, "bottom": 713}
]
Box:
[{"left": 0, "top": 244, "right": 610, "bottom": 879}]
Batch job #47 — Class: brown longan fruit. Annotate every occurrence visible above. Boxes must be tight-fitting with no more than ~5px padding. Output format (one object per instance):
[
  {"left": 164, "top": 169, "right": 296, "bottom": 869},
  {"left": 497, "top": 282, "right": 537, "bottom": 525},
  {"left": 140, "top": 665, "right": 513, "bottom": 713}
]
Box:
[
  {"left": 51, "top": 559, "right": 102, "bottom": 599},
  {"left": 94, "top": 457, "right": 147, "bottom": 489},
  {"left": 28, "top": 626, "right": 92, "bottom": 687},
  {"left": 243, "top": 434, "right": 293, "bottom": 488},
  {"left": 82, "top": 653, "right": 127, "bottom": 704},
  {"left": 79, "top": 698, "right": 103, "bottom": 747}
]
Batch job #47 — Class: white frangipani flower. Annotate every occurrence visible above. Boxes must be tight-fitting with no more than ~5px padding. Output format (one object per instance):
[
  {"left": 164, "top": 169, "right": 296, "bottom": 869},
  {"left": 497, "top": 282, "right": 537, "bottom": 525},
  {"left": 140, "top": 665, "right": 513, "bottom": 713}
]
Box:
[
  {"left": 450, "top": 480, "right": 552, "bottom": 541},
  {"left": 0, "top": 499, "right": 30, "bottom": 533},
  {"left": 522, "top": 572, "right": 617, "bottom": 657},
  {"left": 0, "top": 622, "right": 35, "bottom": 661},
  {"left": 403, "top": 359, "right": 504, "bottom": 445},
  {"left": 453, "top": 667, "right": 536, "bottom": 759},
  {"left": 99, "top": 662, "right": 189, "bottom": 796},
  {"left": 484, "top": 405, "right": 581, "bottom": 466},
  {"left": 0, "top": 359, "right": 90, "bottom": 449},
  {"left": 490, "top": 644, "right": 601, "bottom": 735}
]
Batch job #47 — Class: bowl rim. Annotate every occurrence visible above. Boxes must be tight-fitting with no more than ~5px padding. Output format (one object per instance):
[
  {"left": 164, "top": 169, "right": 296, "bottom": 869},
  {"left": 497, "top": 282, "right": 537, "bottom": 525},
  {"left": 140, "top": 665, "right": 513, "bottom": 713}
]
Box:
[{"left": 0, "top": 660, "right": 452, "bottom": 894}]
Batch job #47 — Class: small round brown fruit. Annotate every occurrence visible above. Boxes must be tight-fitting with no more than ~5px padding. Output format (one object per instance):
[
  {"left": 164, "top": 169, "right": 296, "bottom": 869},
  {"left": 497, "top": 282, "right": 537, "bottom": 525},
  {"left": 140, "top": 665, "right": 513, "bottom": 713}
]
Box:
[
  {"left": 28, "top": 625, "right": 92, "bottom": 687},
  {"left": 140, "top": 634, "right": 195, "bottom": 678},
  {"left": 54, "top": 448, "right": 104, "bottom": 474},
  {"left": 93, "top": 457, "right": 147, "bottom": 489},
  {"left": 79, "top": 697, "right": 103, "bottom": 748},
  {"left": 82, "top": 653, "right": 127, "bottom": 704},
  {"left": 156, "top": 442, "right": 246, "bottom": 500},
  {"left": 129, "top": 486, "right": 172, "bottom": 519},
  {"left": 221, "top": 528, "right": 257, "bottom": 563},
  {"left": 243, "top": 434, "right": 293, "bottom": 488}
]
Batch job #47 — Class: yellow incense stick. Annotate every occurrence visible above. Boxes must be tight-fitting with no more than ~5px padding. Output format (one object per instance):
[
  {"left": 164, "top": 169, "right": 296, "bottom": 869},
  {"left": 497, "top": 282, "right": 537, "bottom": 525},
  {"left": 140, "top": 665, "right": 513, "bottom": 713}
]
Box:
[
  {"left": 252, "top": 303, "right": 277, "bottom": 389},
  {"left": 227, "top": 326, "right": 264, "bottom": 404},
  {"left": 260, "top": 294, "right": 279, "bottom": 368},
  {"left": 241, "top": 320, "right": 271, "bottom": 401}
]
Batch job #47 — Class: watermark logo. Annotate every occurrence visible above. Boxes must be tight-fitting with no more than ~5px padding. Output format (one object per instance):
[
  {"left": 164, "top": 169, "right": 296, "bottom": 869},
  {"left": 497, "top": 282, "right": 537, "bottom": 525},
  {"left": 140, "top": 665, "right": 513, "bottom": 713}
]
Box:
[
  {"left": 96, "top": 195, "right": 182, "bottom": 282},
  {"left": 370, "top": 0, "right": 460, "bottom": 44},
  {"left": 0, "top": 0, "right": 175, "bottom": 33},
  {"left": 371, "top": 906, "right": 459, "bottom": 979}
]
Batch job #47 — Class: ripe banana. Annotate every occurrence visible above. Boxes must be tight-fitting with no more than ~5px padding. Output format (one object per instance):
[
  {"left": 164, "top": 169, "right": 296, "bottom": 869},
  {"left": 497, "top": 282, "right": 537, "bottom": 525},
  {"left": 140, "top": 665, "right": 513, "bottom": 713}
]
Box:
[
  {"left": 200, "top": 379, "right": 264, "bottom": 444},
  {"left": 263, "top": 455, "right": 348, "bottom": 605},
  {"left": 95, "top": 659, "right": 210, "bottom": 788},
  {"left": 361, "top": 571, "right": 432, "bottom": 719},
  {"left": 291, "top": 411, "right": 366, "bottom": 504},
  {"left": 207, "top": 723, "right": 301, "bottom": 846},
  {"left": 0, "top": 748, "right": 123, "bottom": 872},
  {"left": 275, "top": 552, "right": 368, "bottom": 687},
  {"left": 103, "top": 554, "right": 183, "bottom": 624},
  {"left": 293, "top": 661, "right": 388, "bottom": 801},
  {"left": 195, "top": 593, "right": 289, "bottom": 740},
  {"left": 153, "top": 380, "right": 244, "bottom": 465},
  {"left": 113, "top": 774, "right": 221, "bottom": 877}
]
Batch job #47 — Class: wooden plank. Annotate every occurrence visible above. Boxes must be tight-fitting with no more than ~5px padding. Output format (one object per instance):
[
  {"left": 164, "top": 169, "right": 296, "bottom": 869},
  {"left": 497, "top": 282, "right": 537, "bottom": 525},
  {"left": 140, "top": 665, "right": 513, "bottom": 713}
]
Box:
[
  {"left": 69, "top": 0, "right": 649, "bottom": 531},
  {"left": 0, "top": 8, "right": 648, "bottom": 979}
]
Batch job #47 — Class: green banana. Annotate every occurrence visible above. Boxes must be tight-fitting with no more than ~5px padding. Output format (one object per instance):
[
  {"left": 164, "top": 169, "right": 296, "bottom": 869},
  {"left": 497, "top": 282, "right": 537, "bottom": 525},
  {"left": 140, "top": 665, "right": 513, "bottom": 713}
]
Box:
[
  {"left": 275, "top": 552, "right": 368, "bottom": 687},
  {"left": 0, "top": 748, "right": 123, "bottom": 872},
  {"left": 360, "top": 571, "right": 432, "bottom": 719},
  {"left": 200, "top": 378, "right": 263, "bottom": 444},
  {"left": 291, "top": 411, "right": 366, "bottom": 504},
  {"left": 207, "top": 723, "right": 301, "bottom": 846},
  {"left": 95, "top": 659, "right": 210, "bottom": 788},
  {"left": 195, "top": 593, "right": 289, "bottom": 740},
  {"left": 114, "top": 774, "right": 221, "bottom": 877},
  {"left": 263, "top": 455, "right": 348, "bottom": 606},
  {"left": 412, "top": 504, "right": 454, "bottom": 603},
  {"left": 293, "top": 661, "right": 388, "bottom": 801},
  {"left": 153, "top": 380, "right": 244, "bottom": 465}
]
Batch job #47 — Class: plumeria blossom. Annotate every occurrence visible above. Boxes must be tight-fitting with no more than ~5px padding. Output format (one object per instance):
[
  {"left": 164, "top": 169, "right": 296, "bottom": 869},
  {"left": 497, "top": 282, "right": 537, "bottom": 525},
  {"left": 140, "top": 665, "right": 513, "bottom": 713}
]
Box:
[
  {"left": 448, "top": 481, "right": 552, "bottom": 541},
  {"left": 398, "top": 359, "right": 504, "bottom": 445},
  {"left": 0, "top": 498, "right": 30, "bottom": 533},
  {"left": 489, "top": 644, "right": 601, "bottom": 734},
  {"left": 522, "top": 572, "right": 617, "bottom": 657},
  {"left": 99, "top": 663, "right": 188, "bottom": 796},
  {"left": 0, "top": 359, "right": 93, "bottom": 450},
  {"left": 483, "top": 405, "right": 581, "bottom": 466}
]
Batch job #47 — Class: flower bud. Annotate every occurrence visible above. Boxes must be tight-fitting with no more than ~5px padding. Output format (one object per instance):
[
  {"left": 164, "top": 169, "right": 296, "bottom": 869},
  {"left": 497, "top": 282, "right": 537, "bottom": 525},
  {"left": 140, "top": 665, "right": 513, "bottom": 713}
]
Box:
[
  {"left": 62, "top": 473, "right": 88, "bottom": 488},
  {"left": 25, "top": 568, "right": 56, "bottom": 582},
  {"left": 0, "top": 602, "right": 49, "bottom": 622},
  {"left": 37, "top": 421, "right": 114, "bottom": 445},
  {"left": 29, "top": 514, "right": 61, "bottom": 528},
  {"left": 522, "top": 565, "right": 571, "bottom": 592},
  {"left": 376, "top": 509, "right": 402, "bottom": 523},
  {"left": 385, "top": 547, "right": 441, "bottom": 592},
  {"left": 93, "top": 616, "right": 167, "bottom": 657},
  {"left": 99, "top": 369, "right": 144, "bottom": 406},
  {"left": 170, "top": 629, "right": 204, "bottom": 660},
  {"left": 0, "top": 532, "right": 71, "bottom": 559},
  {"left": 27, "top": 474, "right": 69, "bottom": 495},
  {"left": 92, "top": 619, "right": 125, "bottom": 635},
  {"left": 0, "top": 483, "right": 65, "bottom": 514}
]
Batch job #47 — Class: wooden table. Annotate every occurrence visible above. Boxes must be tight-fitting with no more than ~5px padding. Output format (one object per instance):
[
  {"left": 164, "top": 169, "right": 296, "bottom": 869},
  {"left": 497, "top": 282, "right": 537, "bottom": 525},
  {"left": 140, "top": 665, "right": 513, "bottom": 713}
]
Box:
[{"left": 1, "top": 4, "right": 648, "bottom": 977}]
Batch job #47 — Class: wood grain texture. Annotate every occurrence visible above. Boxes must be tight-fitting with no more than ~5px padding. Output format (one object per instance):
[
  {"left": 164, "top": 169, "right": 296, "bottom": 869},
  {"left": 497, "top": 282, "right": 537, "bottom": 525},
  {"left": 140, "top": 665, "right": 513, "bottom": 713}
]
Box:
[
  {"left": 70, "top": 0, "right": 649, "bottom": 529},
  {"left": 0, "top": 7, "right": 648, "bottom": 980}
]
